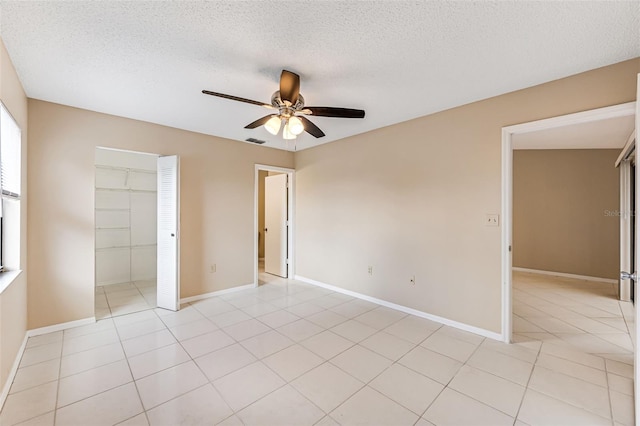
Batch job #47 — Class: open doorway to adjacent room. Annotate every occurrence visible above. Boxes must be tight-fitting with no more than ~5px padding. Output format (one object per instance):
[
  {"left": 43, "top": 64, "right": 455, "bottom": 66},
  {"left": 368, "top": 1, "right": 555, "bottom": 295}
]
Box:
[
  {"left": 503, "top": 103, "right": 636, "bottom": 345},
  {"left": 502, "top": 102, "right": 638, "bottom": 419},
  {"left": 501, "top": 103, "right": 637, "bottom": 421},
  {"left": 255, "top": 164, "right": 295, "bottom": 286}
]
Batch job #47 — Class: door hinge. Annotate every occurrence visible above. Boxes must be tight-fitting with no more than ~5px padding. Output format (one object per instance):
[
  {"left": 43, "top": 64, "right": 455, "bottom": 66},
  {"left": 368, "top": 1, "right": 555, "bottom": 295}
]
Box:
[{"left": 286, "top": 258, "right": 290, "bottom": 264}]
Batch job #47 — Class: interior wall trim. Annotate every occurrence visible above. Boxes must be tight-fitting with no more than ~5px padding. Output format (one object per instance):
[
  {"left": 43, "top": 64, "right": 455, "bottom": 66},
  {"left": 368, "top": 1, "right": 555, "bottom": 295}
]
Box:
[
  {"left": 294, "top": 275, "right": 503, "bottom": 341},
  {"left": 27, "top": 317, "right": 96, "bottom": 337},
  {"left": 512, "top": 267, "right": 618, "bottom": 284},
  {"left": 180, "top": 283, "right": 255, "bottom": 304},
  {"left": 0, "top": 334, "right": 27, "bottom": 411}
]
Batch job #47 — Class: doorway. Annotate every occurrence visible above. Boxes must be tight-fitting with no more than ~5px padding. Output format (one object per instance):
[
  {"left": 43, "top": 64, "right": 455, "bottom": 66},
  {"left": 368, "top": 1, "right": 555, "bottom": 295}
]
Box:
[
  {"left": 254, "top": 164, "right": 295, "bottom": 286},
  {"left": 503, "top": 102, "right": 638, "bottom": 424},
  {"left": 94, "top": 147, "right": 159, "bottom": 318},
  {"left": 95, "top": 148, "right": 180, "bottom": 316},
  {"left": 501, "top": 102, "right": 637, "bottom": 342}
]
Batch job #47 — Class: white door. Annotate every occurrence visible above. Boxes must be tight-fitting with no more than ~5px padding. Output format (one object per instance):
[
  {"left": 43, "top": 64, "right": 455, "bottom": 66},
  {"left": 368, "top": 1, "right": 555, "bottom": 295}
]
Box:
[
  {"left": 265, "top": 173, "right": 288, "bottom": 277},
  {"left": 157, "top": 155, "right": 180, "bottom": 311}
]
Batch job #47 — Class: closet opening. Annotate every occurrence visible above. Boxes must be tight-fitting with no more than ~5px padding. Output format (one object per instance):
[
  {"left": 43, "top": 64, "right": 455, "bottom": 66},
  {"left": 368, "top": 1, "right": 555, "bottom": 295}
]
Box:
[{"left": 94, "top": 147, "right": 159, "bottom": 318}]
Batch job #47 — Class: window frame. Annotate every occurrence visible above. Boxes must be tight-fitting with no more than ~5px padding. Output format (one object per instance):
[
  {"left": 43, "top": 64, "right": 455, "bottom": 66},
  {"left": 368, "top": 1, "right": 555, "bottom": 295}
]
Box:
[{"left": 0, "top": 101, "right": 22, "bottom": 272}]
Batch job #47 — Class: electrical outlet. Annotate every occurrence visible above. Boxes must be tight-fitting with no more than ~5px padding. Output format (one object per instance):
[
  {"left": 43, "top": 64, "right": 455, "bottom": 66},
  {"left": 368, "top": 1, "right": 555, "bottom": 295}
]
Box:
[
  {"left": 368, "top": 266, "right": 373, "bottom": 275},
  {"left": 485, "top": 214, "right": 499, "bottom": 227},
  {"left": 210, "top": 264, "right": 216, "bottom": 273},
  {"left": 410, "top": 275, "right": 416, "bottom": 285}
]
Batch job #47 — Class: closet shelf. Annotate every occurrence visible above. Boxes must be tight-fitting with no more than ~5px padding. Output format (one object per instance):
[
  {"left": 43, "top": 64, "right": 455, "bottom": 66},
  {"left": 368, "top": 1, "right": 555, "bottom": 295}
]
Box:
[
  {"left": 96, "top": 245, "right": 129, "bottom": 251},
  {"left": 96, "top": 243, "right": 157, "bottom": 252},
  {"left": 95, "top": 187, "right": 157, "bottom": 193}
]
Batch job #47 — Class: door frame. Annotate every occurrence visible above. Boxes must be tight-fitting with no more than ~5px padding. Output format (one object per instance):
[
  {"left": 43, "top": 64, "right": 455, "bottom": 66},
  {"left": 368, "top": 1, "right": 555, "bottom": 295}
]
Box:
[
  {"left": 500, "top": 101, "right": 636, "bottom": 343},
  {"left": 254, "top": 164, "right": 295, "bottom": 286},
  {"left": 616, "top": 130, "right": 636, "bottom": 302}
]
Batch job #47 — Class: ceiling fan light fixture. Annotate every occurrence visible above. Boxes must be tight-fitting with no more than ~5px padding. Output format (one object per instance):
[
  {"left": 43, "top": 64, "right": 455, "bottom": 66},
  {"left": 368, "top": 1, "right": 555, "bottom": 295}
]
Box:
[
  {"left": 287, "top": 116, "right": 304, "bottom": 136},
  {"left": 264, "top": 116, "right": 282, "bottom": 135},
  {"left": 282, "top": 122, "right": 297, "bottom": 140}
]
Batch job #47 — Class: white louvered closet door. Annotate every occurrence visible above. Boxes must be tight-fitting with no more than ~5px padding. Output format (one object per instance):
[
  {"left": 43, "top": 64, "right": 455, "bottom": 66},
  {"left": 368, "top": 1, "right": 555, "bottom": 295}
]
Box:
[{"left": 157, "top": 155, "right": 180, "bottom": 311}]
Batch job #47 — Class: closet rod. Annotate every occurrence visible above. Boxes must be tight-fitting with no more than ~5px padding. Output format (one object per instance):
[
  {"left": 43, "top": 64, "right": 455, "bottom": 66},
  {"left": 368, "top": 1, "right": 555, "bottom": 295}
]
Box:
[{"left": 95, "top": 164, "right": 157, "bottom": 174}]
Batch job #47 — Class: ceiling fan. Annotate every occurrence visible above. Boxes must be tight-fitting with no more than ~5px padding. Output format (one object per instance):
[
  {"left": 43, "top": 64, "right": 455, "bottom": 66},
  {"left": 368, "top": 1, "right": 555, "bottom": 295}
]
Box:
[{"left": 202, "top": 70, "right": 365, "bottom": 140}]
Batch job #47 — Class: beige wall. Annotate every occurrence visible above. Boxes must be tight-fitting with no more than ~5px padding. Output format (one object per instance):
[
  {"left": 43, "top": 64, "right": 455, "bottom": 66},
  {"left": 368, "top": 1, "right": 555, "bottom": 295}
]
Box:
[
  {"left": 295, "top": 58, "right": 640, "bottom": 334},
  {"left": 27, "top": 101, "right": 293, "bottom": 329},
  {"left": 513, "top": 149, "right": 620, "bottom": 279},
  {"left": 0, "top": 39, "right": 28, "bottom": 394}
]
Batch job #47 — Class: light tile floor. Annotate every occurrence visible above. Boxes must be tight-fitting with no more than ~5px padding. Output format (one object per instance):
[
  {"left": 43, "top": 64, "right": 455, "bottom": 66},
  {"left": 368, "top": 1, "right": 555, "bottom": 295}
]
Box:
[
  {"left": 96, "top": 280, "right": 157, "bottom": 320},
  {"left": 1, "top": 271, "right": 634, "bottom": 425}
]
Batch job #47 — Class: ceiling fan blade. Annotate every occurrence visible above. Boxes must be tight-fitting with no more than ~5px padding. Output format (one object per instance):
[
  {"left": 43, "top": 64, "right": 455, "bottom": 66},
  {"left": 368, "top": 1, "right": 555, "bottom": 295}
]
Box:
[
  {"left": 245, "top": 114, "right": 276, "bottom": 129},
  {"left": 305, "top": 106, "right": 365, "bottom": 119},
  {"left": 279, "top": 70, "right": 300, "bottom": 105},
  {"left": 202, "top": 90, "right": 272, "bottom": 108},
  {"left": 299, "top": 116, "right": 325, "bottom": 138}
]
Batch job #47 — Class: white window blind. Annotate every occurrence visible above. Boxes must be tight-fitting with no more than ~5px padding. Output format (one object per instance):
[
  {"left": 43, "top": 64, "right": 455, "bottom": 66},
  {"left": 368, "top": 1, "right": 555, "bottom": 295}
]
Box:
[{"left": 0, "top": 105, "right": 21, "bottom": 197}]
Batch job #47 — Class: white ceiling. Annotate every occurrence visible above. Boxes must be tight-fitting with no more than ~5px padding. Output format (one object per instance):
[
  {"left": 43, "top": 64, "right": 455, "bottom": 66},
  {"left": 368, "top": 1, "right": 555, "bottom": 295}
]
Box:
[
  {"left": 0, "top": 1, "right": 638, "bottom": 151},
  {"left": 513, "top": 115, "right": 635, "bottom": 150}
]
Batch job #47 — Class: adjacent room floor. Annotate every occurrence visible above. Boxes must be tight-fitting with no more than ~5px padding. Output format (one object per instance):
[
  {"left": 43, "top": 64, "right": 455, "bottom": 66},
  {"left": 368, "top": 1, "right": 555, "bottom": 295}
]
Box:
[{"left": 1, "top": 271, "right": 634, "bottom": 425}]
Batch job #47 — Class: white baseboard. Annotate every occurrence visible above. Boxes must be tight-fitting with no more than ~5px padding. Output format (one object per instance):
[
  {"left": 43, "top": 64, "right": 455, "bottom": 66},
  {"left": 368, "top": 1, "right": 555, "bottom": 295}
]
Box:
[
  {"left": 2, "top": 316, "right": 96, "bottom": 410},
  {"left": 294, "top": 275, "right": 503, "bottom": 341},
  {"left": 513, "top": 267, "right": 617, "bottom": 284},
  {"left": 27, "top": 317, "right": 96, "bottom": 337},
  {"left": 0, "top": 334, "right": 27, "bottom": 411},
  {"left": 181, "top": 283, "right": 255, "bottom": 304}
]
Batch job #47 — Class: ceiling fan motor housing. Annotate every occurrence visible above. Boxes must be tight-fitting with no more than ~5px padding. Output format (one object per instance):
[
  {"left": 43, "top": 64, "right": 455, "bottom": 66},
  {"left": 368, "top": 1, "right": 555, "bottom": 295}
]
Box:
[{"left": 271, "top": 91, "right": 305, "bottom": 116}]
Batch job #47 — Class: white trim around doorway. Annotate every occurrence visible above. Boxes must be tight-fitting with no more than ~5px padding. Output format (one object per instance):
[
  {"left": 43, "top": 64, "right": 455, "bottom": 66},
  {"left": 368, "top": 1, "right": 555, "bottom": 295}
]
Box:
[
  {"left": 501, "top": 101, "right": 636, "bottom": 343},
  {"left": 254, "top": 164, "right": 295, "bottom": 286}
]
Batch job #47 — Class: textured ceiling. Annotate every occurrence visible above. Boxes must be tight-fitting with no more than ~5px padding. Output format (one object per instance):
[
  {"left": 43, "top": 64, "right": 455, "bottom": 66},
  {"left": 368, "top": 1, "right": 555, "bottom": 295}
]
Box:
[{"left": 0, "top": 1, "right": 638, "bottom": 151}]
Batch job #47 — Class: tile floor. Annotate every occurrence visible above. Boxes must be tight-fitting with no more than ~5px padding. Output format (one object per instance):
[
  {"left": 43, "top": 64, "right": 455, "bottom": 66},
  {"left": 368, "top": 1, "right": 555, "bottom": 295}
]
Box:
[
  {"left": 0, "top": 271, "right": 635, "bottom": 425},
  {"left": 95, "top": 280, "right": 157, "bottom": 320}
]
